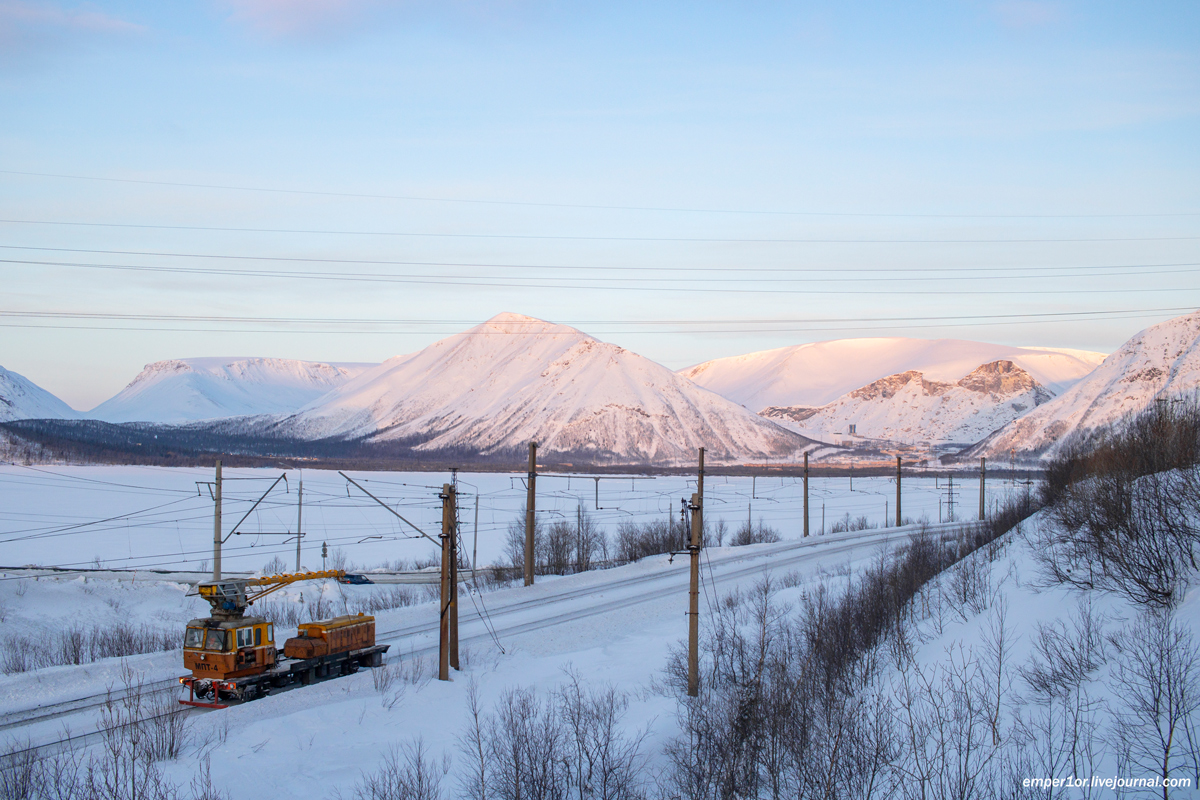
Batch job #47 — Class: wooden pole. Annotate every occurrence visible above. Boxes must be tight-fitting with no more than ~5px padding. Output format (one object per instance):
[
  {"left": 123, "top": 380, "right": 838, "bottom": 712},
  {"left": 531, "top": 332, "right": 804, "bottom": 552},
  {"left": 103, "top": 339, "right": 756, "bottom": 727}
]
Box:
[
  {"left": 525, "top": 442, "right": 537, "bottom": 586},
  {"left": 449, "top": 484, "right": 459, "bottom": 671},
  {"left": 803, "top": 452, "right": 809, "bottom": 538},
  {"left": 295, "top": 476, "right": 303, "bottom": 572},
  {"left": 212, "top": 460, "right": 222, "bottom": 581},
  {"left": 895, "top": 455, "right": 902, "bottom": 528},
  {"left": 979, "top": 457, "right": 986, "bottom": 521},
  {"left": 439, "top": 483, "right": 455, "bottom": 680},
  {"left": 687, "top": 447, "right": 704, "bottom": 698}
]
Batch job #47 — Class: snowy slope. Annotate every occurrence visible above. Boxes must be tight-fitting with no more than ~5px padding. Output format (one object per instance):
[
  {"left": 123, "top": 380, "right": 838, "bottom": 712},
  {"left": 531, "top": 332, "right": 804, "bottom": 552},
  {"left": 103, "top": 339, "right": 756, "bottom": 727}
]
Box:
[
  {"left": 680, "top": 337, "right": 1104, "bottom": 411},
  {"left": 90, "top": 357, "right": 376, "bottom": 424},
  {"left": 275, "top": 313, "right": 815, "bottom": 464},
  {"left": 980, "top": 310, "right": 1200, "bottom": 458},
  {"left": 761, "top": 360, "right": 1052, "bottom": 445},
  {"left": 0, "top": 365, "right": 80, "bottom": 422}
]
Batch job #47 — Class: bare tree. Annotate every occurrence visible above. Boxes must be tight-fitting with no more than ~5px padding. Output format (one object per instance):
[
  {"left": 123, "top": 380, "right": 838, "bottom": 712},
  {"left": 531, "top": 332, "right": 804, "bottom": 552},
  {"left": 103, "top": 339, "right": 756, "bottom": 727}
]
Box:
[
  {"left": 352, "top": 738, "right": 449, "bottom": 800},
  {"left": 1108, "top": 609, "right": 1200, "bottom": 799},
  {"left": 557, "top": 669, "right": 648, "bottom": 800}
]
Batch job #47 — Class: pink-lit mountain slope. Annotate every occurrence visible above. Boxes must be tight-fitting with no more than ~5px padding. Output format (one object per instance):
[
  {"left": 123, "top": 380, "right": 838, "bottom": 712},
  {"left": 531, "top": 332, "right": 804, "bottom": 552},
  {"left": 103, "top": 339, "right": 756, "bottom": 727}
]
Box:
[
  {"left": 680, "top": 337, "right": 1104, "bottom": 411},
  {"left": 977, "top": 311, "right": 1200, "bottom": 459},
  {"left": 761, "top": 360, "right": 1052, "bottom": 446},
  {"left": 0, "top": 365, "right": 80, "bottom": 422},
  {"left": 275, "top": 313, "right": 818, "bottom": 464},
  {"left": 90, "top": 357, "right": 375, "bottom": 423}
]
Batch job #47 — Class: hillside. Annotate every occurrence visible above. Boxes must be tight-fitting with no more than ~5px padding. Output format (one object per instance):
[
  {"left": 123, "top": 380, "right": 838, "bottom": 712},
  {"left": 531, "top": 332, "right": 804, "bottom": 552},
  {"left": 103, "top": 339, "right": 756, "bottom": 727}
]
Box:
[
  {"left": 271, "top": 312, "right": 817, "bottom": 464},
  {"left": 0, "top": 365, "right": 80, "bottom": 422},
  {"left": 680, "top": 337, "right": 1104, "bottom": 411},
  {"left": 761, "top": 360, "right": 1052, "bottom": 446},
  {"left": 89, "top": 357, "right": 376, "bottom": 424},
  {"left": 978, "top": 309, "right": 1200, "bottom": 458}
]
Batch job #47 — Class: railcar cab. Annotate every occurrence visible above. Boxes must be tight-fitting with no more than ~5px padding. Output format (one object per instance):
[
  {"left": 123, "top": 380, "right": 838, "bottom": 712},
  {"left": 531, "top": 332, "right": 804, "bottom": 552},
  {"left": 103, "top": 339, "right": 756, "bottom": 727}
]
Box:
[{"left": 182, "top": 616, "right": 276, "bottom": 679}]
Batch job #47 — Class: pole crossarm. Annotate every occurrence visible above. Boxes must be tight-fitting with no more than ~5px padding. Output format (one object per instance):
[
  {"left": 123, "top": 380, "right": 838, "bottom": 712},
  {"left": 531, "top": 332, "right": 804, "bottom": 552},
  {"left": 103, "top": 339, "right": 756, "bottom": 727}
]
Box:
[
  {"left": 339, "top": 471, "right": 439, "bottom": 545},
  {"left": 225, "top": 473, "right": 288, "bottom": 542}
]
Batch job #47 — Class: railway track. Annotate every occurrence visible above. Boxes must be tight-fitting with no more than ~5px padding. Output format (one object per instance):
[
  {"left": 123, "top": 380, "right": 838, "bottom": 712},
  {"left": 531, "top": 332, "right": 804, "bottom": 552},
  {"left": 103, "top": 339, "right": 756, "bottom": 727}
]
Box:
[{"left": 1, "top": 520, "right": 971, "bottom": 763}]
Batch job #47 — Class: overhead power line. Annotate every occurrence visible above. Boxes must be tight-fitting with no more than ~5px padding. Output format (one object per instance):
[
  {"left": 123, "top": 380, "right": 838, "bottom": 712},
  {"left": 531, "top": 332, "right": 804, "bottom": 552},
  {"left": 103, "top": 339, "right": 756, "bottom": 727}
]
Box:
[
  {"left": 3, "top": 168, "right": 1197, "bottom": 219},
  {"left": 2, "top": 259, "right": 1196, "bottom": 296},
  {"left": 1, "top": 245, "right": 1197, "bottom": 280},
  {"left": 0, "top": 306, "right": 1193, "bottom": 336},
  {"left": 1, "top": 218, "right": 1197, "bottom": 244}
]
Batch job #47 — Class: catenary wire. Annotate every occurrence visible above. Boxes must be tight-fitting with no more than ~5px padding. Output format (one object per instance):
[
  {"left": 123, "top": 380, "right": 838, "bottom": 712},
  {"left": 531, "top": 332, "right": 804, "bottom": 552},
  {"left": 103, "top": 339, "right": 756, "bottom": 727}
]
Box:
[
  {"left": 3, "top": 168, "right": 1197, "bottom": 218},
  {"left": 1, "top": 217, "right": 1198, "bottom": 244}
]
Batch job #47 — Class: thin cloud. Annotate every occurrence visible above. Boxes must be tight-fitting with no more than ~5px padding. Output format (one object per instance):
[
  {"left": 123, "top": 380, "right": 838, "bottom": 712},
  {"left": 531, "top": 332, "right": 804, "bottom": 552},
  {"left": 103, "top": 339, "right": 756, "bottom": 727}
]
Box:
[
  {"left": 993, "top": 1, "right": 1065, "bottom": 30},
  {"left": 219, "top": 0, "right": 383, "bottom": 38},
  {"left": 0, "top": 1, "right": 145, "bottom": 35}
]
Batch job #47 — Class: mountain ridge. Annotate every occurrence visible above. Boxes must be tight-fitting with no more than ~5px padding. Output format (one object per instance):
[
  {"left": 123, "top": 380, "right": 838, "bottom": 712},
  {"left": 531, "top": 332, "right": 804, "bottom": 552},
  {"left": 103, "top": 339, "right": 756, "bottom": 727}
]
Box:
[
  {"left": 268, "top": 312, "right": 819, "bottom": 465},
  {"left": 761, "top": 360, "right": 1053, "bottom": 446},
  {"left": 680, "top": 337, "right": 1105, "bottom": 411},
  {"left": 975, "top": 310, "right": 1200, "bottom": 459}
]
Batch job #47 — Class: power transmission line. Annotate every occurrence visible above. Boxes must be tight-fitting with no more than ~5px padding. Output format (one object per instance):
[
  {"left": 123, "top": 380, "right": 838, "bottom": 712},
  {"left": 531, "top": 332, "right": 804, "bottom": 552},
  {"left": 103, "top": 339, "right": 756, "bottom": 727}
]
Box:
[
  {"left": 2, "top": 248, "right": 1197, "bottom": 283},
  {"left": 4, "top": 168, "right": 1196, "bottom": 219},
  {"left": 1, "top": 217, "right": 1197, "bottom": 244}
]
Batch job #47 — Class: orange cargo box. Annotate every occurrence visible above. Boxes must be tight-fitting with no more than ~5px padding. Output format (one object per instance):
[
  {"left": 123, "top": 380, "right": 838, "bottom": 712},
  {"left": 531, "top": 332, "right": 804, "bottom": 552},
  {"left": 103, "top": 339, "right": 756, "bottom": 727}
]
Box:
[{"left": 283, "top": 613, "right": 375, "bottom": 660}]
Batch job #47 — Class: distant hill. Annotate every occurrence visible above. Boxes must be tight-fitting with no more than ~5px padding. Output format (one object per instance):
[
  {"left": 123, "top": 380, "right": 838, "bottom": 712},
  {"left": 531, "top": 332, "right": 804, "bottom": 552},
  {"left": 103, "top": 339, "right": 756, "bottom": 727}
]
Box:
[
  {"left": 89, "top": 357, "right": 376, "bottom": 424},
  {"left": 0, "top": 365, "right": 79, "bottom": 422},
  {"left": 680, "top": 337, "right": 1105, "bottom": 411},
  {"left": 266, "top": 312, "right": 818, "bottom": 465},
  {"left": 976, "top": 310, "right": 1200, "bottom": 459},
  {"left": 762, "top": 360, "right": 1053, "bottom": 446}
]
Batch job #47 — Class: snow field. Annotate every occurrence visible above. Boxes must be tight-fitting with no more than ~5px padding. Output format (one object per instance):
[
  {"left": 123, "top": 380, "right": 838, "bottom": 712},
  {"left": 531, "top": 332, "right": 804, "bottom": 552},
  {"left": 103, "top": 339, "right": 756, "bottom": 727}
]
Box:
[
  {"left": 0, "top": 465, "right": 1015, "bottom": 575},
  {"left": 1, "top": 523, "right": 916, "bottom": 798}
]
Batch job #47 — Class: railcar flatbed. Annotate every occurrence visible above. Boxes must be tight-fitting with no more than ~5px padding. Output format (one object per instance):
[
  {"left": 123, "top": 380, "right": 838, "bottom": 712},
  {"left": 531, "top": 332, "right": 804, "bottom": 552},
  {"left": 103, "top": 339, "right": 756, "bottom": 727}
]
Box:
[{"left": 180, "top": 643, "right": 389, "bottom": 708}]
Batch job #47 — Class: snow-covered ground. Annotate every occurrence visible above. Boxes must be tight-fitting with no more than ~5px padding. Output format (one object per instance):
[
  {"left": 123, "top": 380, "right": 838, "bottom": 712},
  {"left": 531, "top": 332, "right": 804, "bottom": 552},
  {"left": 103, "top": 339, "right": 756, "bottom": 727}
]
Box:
[
  {"left": 0, "top": 519, "right": 929, "bottom": 796},
  {"left": 0, "top": 465, "right": 1013, "bottom": 574},
  {"left": 0, "top": 463, "right": 1031, "bottom": 797},
  {"left": 883, "top": 511, "right": 1200, "bottom": 791}
]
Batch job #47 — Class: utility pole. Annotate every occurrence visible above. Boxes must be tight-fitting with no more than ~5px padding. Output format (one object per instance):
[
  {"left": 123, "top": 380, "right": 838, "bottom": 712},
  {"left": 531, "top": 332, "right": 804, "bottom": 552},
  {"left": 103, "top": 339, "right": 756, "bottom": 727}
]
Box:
[
  {"left": 439, "top": 482, "right": 458, "bottom": 680},
  {"left": 448, "top": 479, "right": 456, "bottom": 671},
  {"left": 450, "top": 472, "right": 460, "bottom": 671},
  {"left": 212, "top": 460, "right": 222, "bottom": 581},
  {"left": 688, "top": 447, "right": 704, "bottom": 698},
  {"left": 525, "top": 442, "right": 537, "bottom": 587},
  {"left": 979, "top": 457, "right": 986, "bottom": 521},
  {"left": 295, "top": 474, "right": 303, "bottom": 572},
  {"left": 803, "top": 452, "right": 809, "bottom": 537},
  {"left": 895, "top": 455, "right": 902, "bottom": 527}
]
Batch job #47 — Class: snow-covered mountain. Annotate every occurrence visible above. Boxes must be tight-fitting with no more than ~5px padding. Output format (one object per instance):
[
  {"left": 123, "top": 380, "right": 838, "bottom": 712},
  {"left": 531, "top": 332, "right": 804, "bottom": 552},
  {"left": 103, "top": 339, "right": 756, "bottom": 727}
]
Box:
[
  {"left": 0, "top": 365, "right": 80, "bottom": 422},
  {"left": 90, "top": 357, "right": 376, "bottom": 424},
  {"left": 273, "top": 313, "right": 816, "bottom": 464},
  {"left": 680, "top": 337, "right": 1105, "bottom": 411},
  {"left": 761, "top": 360, "right": 1053, "bottom": 446},
  {"left": 978, "top": 311, "right": 1200, "bottom": 458}
]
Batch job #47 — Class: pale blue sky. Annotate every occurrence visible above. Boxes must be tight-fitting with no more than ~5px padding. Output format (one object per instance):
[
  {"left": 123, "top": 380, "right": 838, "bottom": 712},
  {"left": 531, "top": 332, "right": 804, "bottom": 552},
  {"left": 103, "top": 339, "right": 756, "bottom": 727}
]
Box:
[{"left": 1, "top": 1, "right": 1198, "bottom": 409}]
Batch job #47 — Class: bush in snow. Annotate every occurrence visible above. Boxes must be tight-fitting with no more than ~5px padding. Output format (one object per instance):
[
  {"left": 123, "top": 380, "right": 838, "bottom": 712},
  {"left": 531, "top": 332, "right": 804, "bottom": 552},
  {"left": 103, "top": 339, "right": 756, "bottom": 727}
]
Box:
[{"left": 1035, "top": 396, "right": 1200, "bottom": 608}]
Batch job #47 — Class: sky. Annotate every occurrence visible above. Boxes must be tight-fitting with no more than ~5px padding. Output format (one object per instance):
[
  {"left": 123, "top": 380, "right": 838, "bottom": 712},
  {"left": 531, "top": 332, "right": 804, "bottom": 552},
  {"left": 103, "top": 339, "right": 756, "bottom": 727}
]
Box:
[{"left": 0, "top": 0, "right": 1198, "bottom": 410}]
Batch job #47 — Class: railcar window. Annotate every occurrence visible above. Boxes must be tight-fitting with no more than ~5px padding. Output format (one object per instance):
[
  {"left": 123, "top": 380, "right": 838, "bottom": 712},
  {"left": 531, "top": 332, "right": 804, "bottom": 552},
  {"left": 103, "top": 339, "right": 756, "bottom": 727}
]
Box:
[
  {"left": 267, "top": 624, "right": 273, "bottom": 644},
  {"left": 184, "top": 628, "right": 203, "bottom": 649},
  {"left": 255, "top": 627, "right": 262, "bottom": 646},
  {"left": 204, "top": 630, "right": 229, "bottom": 651}
]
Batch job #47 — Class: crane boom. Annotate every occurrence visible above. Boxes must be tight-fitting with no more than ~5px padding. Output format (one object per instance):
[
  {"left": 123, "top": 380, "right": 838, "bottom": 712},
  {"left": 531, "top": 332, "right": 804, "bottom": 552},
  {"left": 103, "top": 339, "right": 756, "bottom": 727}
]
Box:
[{"left": 194, "top": 570, "right": 345, "bottom": 619}]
